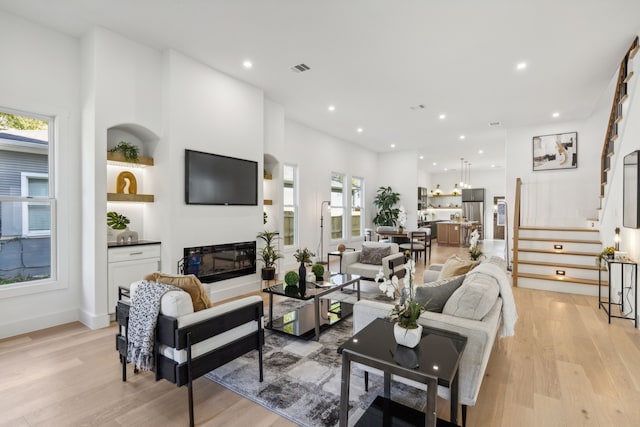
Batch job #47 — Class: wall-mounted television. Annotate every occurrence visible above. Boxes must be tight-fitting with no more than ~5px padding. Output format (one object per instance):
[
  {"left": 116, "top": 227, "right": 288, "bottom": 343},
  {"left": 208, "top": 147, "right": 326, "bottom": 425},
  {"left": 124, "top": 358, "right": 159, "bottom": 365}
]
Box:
[{"left": 185, "top": 149, "right": 258, "bottom": 205}]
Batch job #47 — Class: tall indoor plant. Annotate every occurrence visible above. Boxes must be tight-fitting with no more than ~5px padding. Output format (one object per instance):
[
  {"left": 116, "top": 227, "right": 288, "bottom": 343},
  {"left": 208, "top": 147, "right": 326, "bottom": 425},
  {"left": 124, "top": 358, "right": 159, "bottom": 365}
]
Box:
[
  {"left": 256, "top": 230, "right": 283, "bottom": 280},
  {"left": 373, "top": 186, "right": 401, "bottom": 227}
]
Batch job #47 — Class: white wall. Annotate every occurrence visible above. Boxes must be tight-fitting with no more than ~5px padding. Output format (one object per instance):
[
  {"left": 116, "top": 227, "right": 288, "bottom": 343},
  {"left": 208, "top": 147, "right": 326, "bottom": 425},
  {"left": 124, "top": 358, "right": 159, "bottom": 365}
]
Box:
[
  {"left": 505, "top": 116, "right": 605, "bottom": 228},
  {"left": 0, "top": 10, "right": 81, "bottom": 338},
  {"left": 160, "top": 50, "right": 265, "bottom": 300},
  {"left": 279, "top": 120, "right": 379, "bottom": 271},
  {"left": 376, "top": 150, "right": 419, "bottom": 228}
]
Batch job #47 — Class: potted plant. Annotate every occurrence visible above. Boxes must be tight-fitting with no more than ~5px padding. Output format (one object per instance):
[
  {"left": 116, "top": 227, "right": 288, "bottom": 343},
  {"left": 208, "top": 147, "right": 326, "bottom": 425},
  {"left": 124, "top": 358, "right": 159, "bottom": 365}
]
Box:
[
  {"left": 597, "top": 246, "right": 615, "bottom": 269},
  {"left": 293, "top": 247, "right": 315, "bottom": 294},
  {"left": 107, "top": 211, "right": 130, "bottom": 230},
  {"left": 373, "top": 186, "right": 400, "bottom": 227},
  {"left": 109, "top": 141, "right": 140, "bottom": 163},
  {"left": 257, "top": 230, "right": 283, "bottom": 280},
  {"left": 311, "top": 263, "right": 325, "bottom": 281},
  {"left": 468, "top": 229, "right": 482, "bottom": 260},
  {"left": 376, "top": 258, "right": 424, "bottom": 348}
]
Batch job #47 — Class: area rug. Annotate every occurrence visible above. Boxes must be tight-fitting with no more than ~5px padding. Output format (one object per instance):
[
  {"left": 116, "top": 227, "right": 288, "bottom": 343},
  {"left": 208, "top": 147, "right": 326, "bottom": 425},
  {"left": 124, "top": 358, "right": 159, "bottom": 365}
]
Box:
[{"left": 205, "top": 293, "right": 427, "bottom": 427}]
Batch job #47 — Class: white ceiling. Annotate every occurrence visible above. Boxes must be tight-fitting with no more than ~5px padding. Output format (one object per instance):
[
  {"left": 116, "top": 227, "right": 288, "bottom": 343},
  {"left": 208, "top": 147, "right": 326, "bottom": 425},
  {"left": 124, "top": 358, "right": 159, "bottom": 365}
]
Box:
[{"left": 1, "top": 0, "right": 639, "bottom": 173}]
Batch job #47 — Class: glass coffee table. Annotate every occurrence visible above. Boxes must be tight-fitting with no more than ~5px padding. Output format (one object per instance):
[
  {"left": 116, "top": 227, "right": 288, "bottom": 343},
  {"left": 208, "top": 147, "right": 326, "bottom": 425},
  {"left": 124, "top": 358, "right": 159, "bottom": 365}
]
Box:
[
  {"left": 338, "top": 318, "right": 467, "bottom": 427},
  {"left": 263, "top": 273, "right": 360, "bottom": 341}
]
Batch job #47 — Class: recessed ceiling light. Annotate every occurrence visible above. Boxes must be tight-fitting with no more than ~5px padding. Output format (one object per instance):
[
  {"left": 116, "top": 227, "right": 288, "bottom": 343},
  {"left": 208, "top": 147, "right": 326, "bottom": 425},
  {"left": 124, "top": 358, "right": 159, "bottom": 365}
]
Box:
[
  {"left": 491, "top": 164, "right": 496, "bottom": 168},
  {"left": 242, "top": 60, "right": 253, "bottom": 69},
  {"left": 432, "top": 162, "right": 437, "bottom": 166},
  {"left": 357, "top": 127, "right": 363, "bottom": 133},
  {"left": 390, "top": 143, "right": 396, "bottom": 148},
  {"left": 444, "top": 167, "right": 448, "bottom": 171},
  {"left": 419, "top": 155, "right": 424, "bottom": 160},
  {"left": 552, "top": 112, "right": 560, "bottom": 118},
  {"left": 459, "top": 135, "right": 465, "bottom": 140},
  {"left": 439, "top": 114, "right": 446, "bottom": 120},
  {"left": 328, "top": 105, "right": 335, "bottom": 112},
  {"left": 478, "top": 149, "right": 484, "bottom": 154},
  {"left": 516, "top": 62, "right": 527, "bottom": 70}
]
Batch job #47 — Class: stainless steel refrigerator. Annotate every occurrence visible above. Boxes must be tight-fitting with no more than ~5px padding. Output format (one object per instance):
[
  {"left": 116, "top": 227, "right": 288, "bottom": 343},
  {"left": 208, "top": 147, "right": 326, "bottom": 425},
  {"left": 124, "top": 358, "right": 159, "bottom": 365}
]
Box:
[{"left": 462, "top": 188, "right": 485, "bottom": 239}]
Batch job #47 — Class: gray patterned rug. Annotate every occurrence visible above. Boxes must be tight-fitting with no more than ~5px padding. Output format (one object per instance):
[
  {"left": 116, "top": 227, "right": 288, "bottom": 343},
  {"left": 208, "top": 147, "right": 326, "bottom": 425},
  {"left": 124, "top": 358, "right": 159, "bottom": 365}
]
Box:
[{"left": 205, "top": 293, "right": 426, "bottom": 426}]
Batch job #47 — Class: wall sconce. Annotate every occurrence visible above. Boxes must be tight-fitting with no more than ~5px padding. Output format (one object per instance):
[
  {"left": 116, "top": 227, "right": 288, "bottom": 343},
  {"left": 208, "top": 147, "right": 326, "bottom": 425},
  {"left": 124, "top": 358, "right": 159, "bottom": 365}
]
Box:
[
  {"left": 614, "top": 227, "right": 620, "bottom": 251},
  {"left": 452, "top": 183, "right": 461, "bottom": 195},
  {"left": 433, "top": 184, "right": 442, "bottom": 195},
  {"left": 554, "top": 244, "right": 563, "bottom": 250}
]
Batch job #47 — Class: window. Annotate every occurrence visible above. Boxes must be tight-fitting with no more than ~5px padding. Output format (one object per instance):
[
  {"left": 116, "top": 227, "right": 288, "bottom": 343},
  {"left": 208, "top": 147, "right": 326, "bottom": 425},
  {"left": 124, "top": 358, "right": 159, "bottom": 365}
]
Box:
[
  {"left": 283, "top": 164, "right": 297, "bottom": 246},
  {"left": 0, "top": 109, "right": 54, "bottom": 285},
  {"left": 351, "top": 177, "right": 364, "bottom": 237},
  {"left": 330, "top": 173, "right": 345, "bottom": 239}
]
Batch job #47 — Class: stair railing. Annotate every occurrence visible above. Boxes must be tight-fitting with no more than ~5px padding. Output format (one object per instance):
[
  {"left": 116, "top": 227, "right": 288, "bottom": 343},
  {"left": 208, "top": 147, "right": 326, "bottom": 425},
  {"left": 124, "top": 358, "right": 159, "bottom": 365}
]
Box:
[{"left": 600, "top": 36, "right": 639, "bottom": 198}]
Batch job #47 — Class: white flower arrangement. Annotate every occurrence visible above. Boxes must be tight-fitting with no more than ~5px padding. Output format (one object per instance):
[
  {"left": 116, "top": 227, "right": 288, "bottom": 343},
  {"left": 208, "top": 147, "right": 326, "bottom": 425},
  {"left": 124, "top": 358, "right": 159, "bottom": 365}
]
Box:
[
  {"left": 397, "top": 206, "right": 407, "bottom": 228},
  {"left": 469, "top": 229, "right": 482, "bottom": 260}
]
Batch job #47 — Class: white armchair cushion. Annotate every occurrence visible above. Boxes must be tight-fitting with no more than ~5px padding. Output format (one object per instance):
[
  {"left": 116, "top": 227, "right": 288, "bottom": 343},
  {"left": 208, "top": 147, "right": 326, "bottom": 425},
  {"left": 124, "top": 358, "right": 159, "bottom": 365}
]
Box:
[{"left": 130, "top": 280, "right": 195, "bottom": 317}]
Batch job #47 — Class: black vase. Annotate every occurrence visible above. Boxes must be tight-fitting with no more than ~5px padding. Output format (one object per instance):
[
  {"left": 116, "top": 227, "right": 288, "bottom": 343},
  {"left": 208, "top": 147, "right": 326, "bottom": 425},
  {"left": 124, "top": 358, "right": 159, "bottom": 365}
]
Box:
[{"left": 298, "top": 262, "right": 306, "bottom": 295}]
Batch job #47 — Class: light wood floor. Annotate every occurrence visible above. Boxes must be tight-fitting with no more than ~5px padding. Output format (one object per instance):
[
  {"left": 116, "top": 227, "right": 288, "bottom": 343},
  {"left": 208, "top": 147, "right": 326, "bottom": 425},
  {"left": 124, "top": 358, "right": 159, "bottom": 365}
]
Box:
[{"left": 2, "top": 241, "right": 640, "bottom": 426}]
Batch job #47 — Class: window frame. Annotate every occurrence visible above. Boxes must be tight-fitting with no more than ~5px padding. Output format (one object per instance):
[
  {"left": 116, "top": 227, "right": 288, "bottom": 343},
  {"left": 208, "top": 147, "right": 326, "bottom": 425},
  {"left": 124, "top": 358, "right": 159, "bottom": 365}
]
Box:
[
  {"left": 20, "top": 172, "right": 51, "bottom": 236},
  {"left": 0, "top": 107, "right": 57, "bottom": 293},
  {"left": 351, "top": 176, "right": 364, "bottom": 238},
  {"left": 282, "top": 164, "right": 298, "bottom": 247},
  {"left": 330, "top": 172, "right": 346, "bottom": 240}
]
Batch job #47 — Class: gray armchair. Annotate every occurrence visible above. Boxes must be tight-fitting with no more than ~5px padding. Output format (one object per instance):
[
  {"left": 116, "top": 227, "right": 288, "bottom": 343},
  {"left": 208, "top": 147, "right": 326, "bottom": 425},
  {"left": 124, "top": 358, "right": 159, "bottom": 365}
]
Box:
[{"left": 342, "top": 241, "right": 405, "bottom": 280}]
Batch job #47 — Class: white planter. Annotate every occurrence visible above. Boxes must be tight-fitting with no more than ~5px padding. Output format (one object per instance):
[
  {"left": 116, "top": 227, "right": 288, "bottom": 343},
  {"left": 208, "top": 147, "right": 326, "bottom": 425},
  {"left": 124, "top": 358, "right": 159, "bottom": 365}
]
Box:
[{"left": 394, "top": 323, "right": 423, "bottom": 348}]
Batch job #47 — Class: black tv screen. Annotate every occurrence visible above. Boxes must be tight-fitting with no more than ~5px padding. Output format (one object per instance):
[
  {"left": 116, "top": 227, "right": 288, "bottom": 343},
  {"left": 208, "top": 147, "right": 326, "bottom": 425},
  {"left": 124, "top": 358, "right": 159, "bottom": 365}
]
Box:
[{"left": 185, "top": 149, "right": 258, "bottom": 205}]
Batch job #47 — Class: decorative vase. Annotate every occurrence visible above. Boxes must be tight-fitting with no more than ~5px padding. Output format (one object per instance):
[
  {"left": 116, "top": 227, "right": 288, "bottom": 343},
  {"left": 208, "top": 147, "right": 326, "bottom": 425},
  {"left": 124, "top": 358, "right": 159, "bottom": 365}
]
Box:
[
  {"left": 116, "top": 227, "right": 138, "bottom": 244},
  {"left": 298, "top": 262, "right": 307, "bottom": 295},
  {"left": 306, "top": 272, "right": 316, "bottom": 283},
  {"left": 394, "top": 323, "right": 423, "bottom": 348}
]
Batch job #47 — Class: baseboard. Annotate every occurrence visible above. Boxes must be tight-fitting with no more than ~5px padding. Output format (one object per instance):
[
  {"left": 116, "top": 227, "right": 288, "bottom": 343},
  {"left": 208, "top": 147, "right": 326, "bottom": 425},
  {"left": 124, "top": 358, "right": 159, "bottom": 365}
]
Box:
[
  {"left": 78, "top": 310, "right": 111, "bottom": 330},
  {"left": 0, "top": 309, "right": 79, "bottom": 339}
]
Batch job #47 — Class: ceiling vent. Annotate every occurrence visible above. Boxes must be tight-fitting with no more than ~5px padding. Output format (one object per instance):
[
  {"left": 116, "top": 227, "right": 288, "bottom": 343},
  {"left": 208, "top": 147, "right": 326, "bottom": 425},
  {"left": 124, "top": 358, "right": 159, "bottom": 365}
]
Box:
[
  {"left": 410, "top": 104, "right": 426, "bottom": 110},
  {"left": 290, "top": 63, "right": 311, "bottom": 73},
  {"left": 488, "top": 121, "right": 502, "bottom": 127}
]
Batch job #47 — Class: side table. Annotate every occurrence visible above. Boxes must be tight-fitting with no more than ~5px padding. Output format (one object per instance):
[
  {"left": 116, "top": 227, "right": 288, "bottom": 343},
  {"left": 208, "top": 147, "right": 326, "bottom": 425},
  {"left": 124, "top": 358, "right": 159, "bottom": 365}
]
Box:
[
  {"left": 338, "top": 318, "right": 466, "bottom": 427},
  {"left": 598, "top": 258, "right": 638, "bottom": 327},
  {"left": 327, "top": 248, "right": 355, "bottom": 273}
]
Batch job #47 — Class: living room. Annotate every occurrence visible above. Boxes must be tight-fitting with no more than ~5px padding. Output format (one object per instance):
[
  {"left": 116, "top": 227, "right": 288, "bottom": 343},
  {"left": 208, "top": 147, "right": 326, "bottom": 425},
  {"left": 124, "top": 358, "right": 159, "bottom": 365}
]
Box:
[{"left": 2, "top": 1, "right": 640, "bottom": 426}]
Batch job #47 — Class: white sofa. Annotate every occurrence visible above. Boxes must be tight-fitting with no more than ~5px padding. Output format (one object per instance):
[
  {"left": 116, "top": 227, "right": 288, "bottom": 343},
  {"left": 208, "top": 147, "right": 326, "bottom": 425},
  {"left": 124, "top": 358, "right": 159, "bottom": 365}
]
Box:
[
  {"left": 353, "top": 257, "right": 509, "bottom": 425},
  {"left": 341, "top": 241, "right": 405, "bottom": 280}
]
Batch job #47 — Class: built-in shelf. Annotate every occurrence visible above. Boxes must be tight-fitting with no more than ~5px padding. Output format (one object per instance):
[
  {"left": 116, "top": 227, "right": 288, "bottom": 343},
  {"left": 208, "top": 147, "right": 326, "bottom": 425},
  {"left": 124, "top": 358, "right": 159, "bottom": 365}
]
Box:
[
  {"left": 263, "top": 173, "right": 272, "bottom": 180},
  {"left": 429, "top": 193, "right": 461, "bottom": 198},
  {"left": 107, "top": 152, "right": 154, "bottom": 166},
  {"left": 428, "top": 207, "right": 462, "bottom": 210},
  {"left": 264, "top": 199, "right": 273, "bottom": 205},
  {"left": 107, "top": 193, "right": 154, "bottom": 202}
]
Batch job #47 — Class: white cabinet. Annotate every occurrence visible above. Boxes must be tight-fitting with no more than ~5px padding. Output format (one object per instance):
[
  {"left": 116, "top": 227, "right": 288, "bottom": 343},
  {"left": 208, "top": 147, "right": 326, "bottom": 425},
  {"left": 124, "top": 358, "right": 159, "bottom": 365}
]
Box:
[{"left": 107, "top": 243, "right": 161, "bottom": 314}]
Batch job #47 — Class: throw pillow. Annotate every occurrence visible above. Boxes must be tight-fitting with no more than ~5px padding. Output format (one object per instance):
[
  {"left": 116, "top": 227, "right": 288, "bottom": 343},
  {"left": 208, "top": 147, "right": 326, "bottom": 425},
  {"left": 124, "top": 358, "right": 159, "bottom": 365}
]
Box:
[
  {"left": 442, "top": 273, "right": 499, "bottom": 320},
  {"left": 144, "top": 272, "right": 212, "bottom": 312},
  {"left": 411, "top": 275, "right": 466, "bottom": 313},
  {"left": 360, "top": 245, "right": 391, "bottom": 265},
  {"left": 437, "top": 255, "right": 479, "bottom": 280}
]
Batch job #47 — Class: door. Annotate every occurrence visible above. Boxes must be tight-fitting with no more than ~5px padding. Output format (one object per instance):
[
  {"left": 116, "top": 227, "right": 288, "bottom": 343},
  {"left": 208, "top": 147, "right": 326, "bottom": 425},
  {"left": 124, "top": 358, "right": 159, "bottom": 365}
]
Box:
[{"left": 493, "top": 196, "right": 505, "bottom": 239}]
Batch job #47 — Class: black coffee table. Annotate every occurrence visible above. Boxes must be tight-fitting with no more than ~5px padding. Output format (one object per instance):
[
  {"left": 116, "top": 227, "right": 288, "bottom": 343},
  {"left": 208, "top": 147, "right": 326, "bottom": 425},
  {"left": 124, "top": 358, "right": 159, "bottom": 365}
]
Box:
[
  {"left": 263, "top": 273, "right": 360, "bottom": 341},
  {"left": 338, "top": 318, "right": 467, "bottom": 427}
]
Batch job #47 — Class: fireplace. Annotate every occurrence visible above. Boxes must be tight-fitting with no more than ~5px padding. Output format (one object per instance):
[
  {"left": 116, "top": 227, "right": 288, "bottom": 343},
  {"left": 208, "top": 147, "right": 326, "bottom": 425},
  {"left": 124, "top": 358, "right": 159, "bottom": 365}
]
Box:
[{"left": 180, "top": 241, "right": 256, "bottom": 283}]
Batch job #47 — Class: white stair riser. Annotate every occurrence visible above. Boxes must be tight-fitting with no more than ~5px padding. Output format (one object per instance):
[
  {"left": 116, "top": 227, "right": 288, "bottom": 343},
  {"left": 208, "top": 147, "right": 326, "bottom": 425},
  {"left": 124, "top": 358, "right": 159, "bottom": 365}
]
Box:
[
  {"left": 517, "top": 277, "right": 599, "bottom": 296},
  {"left": 517, "top": 264, "right": 604, "bottom": 281},
  {"left": 518, "top": 240, "right": 601, "bottom": 252},
  {"left": 519, "top": 229, "right": 599, "bottom": 241},
  {"left": 517, "top": 251, "right": 597, "bottom": 265}
]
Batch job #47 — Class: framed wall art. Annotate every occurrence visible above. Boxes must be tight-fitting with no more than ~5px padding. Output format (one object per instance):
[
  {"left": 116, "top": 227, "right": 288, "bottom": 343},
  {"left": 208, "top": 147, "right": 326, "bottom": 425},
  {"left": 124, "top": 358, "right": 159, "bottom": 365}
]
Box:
[{"left": 532, "top": 131, "right": 578, "bottom": 171}]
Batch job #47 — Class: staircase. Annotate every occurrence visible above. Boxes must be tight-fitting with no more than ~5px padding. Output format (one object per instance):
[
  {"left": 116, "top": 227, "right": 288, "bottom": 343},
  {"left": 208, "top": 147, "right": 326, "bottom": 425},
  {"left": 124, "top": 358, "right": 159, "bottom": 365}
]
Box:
[{"left": 514, "top": 226, "right": 605, "bottom": 295}]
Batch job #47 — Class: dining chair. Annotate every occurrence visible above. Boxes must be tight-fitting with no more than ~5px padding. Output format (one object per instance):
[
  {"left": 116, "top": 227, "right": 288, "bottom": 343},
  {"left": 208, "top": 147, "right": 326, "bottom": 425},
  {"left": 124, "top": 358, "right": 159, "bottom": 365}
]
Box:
[{"left": 399, "top": 229, "right": 430, "bottom": 265}]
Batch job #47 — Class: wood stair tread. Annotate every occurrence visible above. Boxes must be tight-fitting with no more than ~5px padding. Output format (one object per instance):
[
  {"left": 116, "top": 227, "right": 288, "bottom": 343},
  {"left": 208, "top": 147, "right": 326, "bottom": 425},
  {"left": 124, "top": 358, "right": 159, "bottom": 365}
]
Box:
[
  {"left": 516, "top": 273, "right": 605, "bottom": 286},
  {"left": 517, "top": 248, "right": 600, "bottom": 257},
  {"left": 519, "top": 226, "right": 598, "bottom": 232},
  {"left": 517, "top": 260, "right": 605, "bottom": 271},
  {"left": 518, "top": 237, "right": 601, "bottom": 244}
]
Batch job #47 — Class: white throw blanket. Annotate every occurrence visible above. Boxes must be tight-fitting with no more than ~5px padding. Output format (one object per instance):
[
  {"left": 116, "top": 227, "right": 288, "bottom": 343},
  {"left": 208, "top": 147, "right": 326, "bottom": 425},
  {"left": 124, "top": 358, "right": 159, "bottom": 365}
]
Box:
[
  {"left": 466, "top": 262, "right": 518, "bottom": 337},
  {"left": 127, "top": 280, "right": 180, "bottom": 371}
]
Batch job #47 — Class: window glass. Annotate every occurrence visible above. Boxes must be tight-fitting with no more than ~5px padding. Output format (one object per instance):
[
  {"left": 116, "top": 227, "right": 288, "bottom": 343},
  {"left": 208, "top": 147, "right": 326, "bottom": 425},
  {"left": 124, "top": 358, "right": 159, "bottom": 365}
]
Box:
[
  {"left": 351, "top": 177, "right": 364, "bottom": 237},
  {"left": 331, "top": 173, "right": 344, "bottom": 239},
  {"left": 283, "top": 164, "right": 297, "bottom": 246},
  {"left": 0, "top": 110, "right": 53, "bottom": 285}
]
